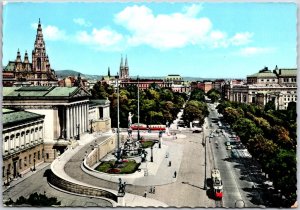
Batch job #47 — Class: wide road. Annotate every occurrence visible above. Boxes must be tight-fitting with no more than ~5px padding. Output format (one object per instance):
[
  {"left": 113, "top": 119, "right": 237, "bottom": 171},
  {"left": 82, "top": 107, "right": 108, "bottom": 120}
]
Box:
[{"left": 205, "top": 103, "right": 266, "bottom": 208}]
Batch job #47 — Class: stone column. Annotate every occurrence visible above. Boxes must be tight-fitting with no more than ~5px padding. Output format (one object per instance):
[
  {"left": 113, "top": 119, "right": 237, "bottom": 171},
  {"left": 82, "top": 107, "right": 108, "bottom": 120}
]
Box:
[
  {"left": 79, "top": 104, "right": 82, "bottom": 134},
  {"left": 66, "top": 106, "right": 70, "bottom": 139},
  {"left": 71, "top": 105, "right": 74, "bottom": 138},
  {"left": 86, "top": 103, "right": 89, "bottom": 132}
]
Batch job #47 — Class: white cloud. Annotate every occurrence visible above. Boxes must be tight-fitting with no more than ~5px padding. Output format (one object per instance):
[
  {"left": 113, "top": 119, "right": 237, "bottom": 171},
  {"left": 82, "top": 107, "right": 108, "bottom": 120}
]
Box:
[
  {"left": 238, "top": 47, "right": 276, "bottom": 56},
  {"left": 183, "top": 4, "right": 203, "bottom": 17},
  {"left": 230, "top": 32, "right": 253, "bottom": 46},
  {"left": 31, "top": 23, "right": 67, "bottom": 41},
  {"left": 115, "top": 5, "right": 212, "bottom": 49},
  {"left": 73, "top": 18, "right": 92, "bottom": 27},
  {"left": 114, "top": 5, "right": 253, "bottom": 50},
  {"left": 75, "top": 28, "right": 123, "bottom": 51}
]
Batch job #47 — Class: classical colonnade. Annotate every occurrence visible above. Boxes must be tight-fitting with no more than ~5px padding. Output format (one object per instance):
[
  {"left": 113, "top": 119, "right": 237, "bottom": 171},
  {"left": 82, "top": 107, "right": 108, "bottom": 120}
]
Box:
[{"left": 64, "top": 101, "right": 89, "bottom": 139}]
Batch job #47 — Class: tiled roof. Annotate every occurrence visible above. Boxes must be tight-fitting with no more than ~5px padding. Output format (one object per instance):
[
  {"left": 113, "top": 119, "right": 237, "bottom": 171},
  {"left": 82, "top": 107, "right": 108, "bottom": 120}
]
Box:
[
  {"left": 45, "top": 87, "right": 77, "bottom": 97},
  {"left": 276, "top": 69, "right": 297, "bottom": 76},
  {"left": 3, "top": 87, "right": 19, "bottom": 96},
  {"left": 3, "top": 61, "right": 16, "bottom": 71},
  {"left": 3, "top": 86, "right": 89, "bottom": 98},
  {"left": 247, "top": 71, "right": 277, "bottom": 78},
  {"left": 3, "top": 108, "right": 45, "bottom": 127}
]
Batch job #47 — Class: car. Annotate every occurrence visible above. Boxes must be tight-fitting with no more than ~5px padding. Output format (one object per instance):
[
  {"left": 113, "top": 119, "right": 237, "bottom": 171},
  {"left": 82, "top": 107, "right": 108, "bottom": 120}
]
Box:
[
  {"left": 226, "top": 145, "right": 232, "bottom": 150},
  {"left": 225, "top": 141, "right": 231, "bottom": 146}
]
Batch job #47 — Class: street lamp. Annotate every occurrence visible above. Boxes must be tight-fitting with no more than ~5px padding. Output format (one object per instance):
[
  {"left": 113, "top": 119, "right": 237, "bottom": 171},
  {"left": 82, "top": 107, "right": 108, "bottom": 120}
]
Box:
[
  {"left": 116, "top": 73, "right": 121, "bottom": 162},
  {"left": 158, "top": 131, "right": 163, "bottom": 149},
  {"left": 137, "top": 75, "right": 140, "bottom": 140},
  {"left": 33, "top": 158, "right": 36, "bottom": 171},
  {"left": 90, "top": 119, "right": 94, "bottom": 134},
  {"left": 150, "top": 146, "right": 153, "bottom": 162},
  {"left": 204, "top": 135, "right": 210, "bottom": 190}
]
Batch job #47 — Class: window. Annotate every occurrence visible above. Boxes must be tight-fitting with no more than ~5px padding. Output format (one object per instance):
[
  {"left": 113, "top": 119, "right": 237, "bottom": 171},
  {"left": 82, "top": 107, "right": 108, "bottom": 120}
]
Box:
[
  {"left": 38, "top": 151, "right": 41, "bottom": 160},
  {"left": 29, "top": 154, "right": 32, "bottom": 164},
  {"left": 46, "top": 153, "right": 49, "bottom": 159},
  {"left": 24, "top": 157, "right": 27, "bottom": 166},
  {"left": 2, "top": 166, "right": 5, "bottom": 177},
  {"left": 34, "top": 152, "right": 36, "bottom": 159}
]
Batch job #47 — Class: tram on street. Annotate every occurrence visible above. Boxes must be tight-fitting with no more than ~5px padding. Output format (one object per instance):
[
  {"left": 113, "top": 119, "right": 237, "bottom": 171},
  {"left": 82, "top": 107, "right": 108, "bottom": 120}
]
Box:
[
  {"left": 130, "top": 123, "right": 166, "bottom": 131},
  {"left": 211, "top": 168, "right": 223, "bottom": 199}
]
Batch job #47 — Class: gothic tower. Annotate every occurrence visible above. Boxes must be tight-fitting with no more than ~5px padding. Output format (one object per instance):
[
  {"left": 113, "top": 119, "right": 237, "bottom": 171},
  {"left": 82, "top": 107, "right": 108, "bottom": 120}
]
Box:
[
  {"left": 32, "top": 19, "right": 48, "bottom": 73},
  {"left": 124, "top": 55, "right": 129, "bottom": 79},
  {"left": 119, "top": 55, "right": 124, "bottom": 78},
  {"left": 119, "top": 55, "right": 129, "bottom": 79}
]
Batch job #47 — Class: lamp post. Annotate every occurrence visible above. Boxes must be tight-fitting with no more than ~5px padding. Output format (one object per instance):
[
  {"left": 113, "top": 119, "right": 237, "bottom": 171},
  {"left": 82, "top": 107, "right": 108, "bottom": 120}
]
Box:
[
  {"left": 204, "top": 135, "right": 210, "bottom": 190},
  {"left": 159, "top": 131, "right": 163, "bottom": 148},
  {"left": 33, "top": 158, "right": 36, "bottom": 171},
  {"left": 116, "top": 73, "right": 121, "bottom": 162},
  {"left": 90, "top": 119, "right": 93, "bottom": 134},
  {"left": 150, "top": 146, "right": 153, "bottom": 162},
  {"left": 137, "top": 75, "right": 140, "bottom": 140}
]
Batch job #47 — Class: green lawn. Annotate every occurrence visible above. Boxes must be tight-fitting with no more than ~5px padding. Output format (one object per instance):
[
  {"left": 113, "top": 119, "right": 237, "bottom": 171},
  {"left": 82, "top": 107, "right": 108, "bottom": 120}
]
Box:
[
  {"left": 95, "top": 159, "right": 141, "bottom": 174},
  {"left": 141, "top": 140, "right": 156, "bottom": 148}
]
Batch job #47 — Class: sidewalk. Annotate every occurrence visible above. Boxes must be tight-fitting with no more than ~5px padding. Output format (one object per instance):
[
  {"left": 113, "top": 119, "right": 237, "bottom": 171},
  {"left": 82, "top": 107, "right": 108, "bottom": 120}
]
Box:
[{"left": 2, "top": 162, "right": 51, "bottom": 193}]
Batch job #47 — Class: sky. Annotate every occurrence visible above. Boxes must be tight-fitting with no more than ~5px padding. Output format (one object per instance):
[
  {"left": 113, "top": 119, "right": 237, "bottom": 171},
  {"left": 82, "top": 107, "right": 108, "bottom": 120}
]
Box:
[{"left": 2, "top": 2, "right": 297, "bottom": 78}]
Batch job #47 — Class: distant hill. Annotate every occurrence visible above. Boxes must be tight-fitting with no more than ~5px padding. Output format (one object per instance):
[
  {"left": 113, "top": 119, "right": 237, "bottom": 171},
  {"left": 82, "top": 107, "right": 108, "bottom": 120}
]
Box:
[{"left": 55, "top": 70, "right": 102, "bottom": 80}]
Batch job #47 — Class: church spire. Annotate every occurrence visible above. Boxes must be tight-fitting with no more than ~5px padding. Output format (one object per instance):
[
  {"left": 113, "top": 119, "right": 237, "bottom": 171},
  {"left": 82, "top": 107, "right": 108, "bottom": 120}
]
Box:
[
  {"left": 108, "top": 67, "right": 111, "bottom": 77},
  {"left": 125, "top": 55, "right": 128, "bottom": 68},
  {"left": 24, "top": 50, "right": 29, "bottom": 63},
  {"left": 16, "top": 48, "right": 22, "bottom": 62},
  {"left": 120, "top": 55, "right": 124, "bottom": 68}
]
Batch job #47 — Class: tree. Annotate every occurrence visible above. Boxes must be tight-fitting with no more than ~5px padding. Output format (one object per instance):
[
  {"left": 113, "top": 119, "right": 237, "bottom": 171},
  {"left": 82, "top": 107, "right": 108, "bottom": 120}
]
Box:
[
  {"left": 232, "top": 118, "right": 262, "bottom": 144},
  {"left": 264, "top": 100, "right": 276, "bottom": 112},
  {"left": 91, "top": 81, "right": 109, "bottom": 99},
  {"left": 190, "top": 89, "right": 205, "bottom": 101},
  {"left": 207, "top": 89, "right": 221, "bottom": 103},
  {"left": 5, "top": 192, "right": 61, "bottom": 207}
]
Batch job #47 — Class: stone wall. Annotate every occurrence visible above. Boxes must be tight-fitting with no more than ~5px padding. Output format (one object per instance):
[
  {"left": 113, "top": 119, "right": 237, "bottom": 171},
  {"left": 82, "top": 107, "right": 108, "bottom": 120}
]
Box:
[
  {"left": 47, "top": 170, "right": 118, "bottom": 203},
  {"left": 93, "top": 118, "right": 111, "bottom": 133},
  {"left": 85, "top": 135, "right": 116, "bottom": 167}
]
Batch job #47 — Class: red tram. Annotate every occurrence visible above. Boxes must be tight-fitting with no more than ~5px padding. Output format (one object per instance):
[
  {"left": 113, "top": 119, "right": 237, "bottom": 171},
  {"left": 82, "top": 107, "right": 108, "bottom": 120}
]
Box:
[
  {"left": 211, "top": 168, "right": 223, "bottom": 199},
  {"left": 130, "top": 123, "right": 166, "bottom": 131}
]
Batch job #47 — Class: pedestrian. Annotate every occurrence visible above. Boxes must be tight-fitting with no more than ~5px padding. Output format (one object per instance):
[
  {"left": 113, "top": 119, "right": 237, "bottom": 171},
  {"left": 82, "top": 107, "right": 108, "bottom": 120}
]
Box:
[
  {"left": 169, "top": 161, "right": 172, "bottom": 167},
  {"left": 174, "top": 171, "right": 177, "bottom": 178},
  {"left": 144, "top": 190, "right": 147, "bottom": 197},
  {"left": 149, "top": 186, "right": 153, "bottom": 193},
  {"left": 153, "top": 187, "right": 156, "bottom": 194}
]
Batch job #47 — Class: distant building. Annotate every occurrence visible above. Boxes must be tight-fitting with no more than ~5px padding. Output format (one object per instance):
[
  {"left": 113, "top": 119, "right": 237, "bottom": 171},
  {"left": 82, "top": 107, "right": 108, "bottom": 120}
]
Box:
[
  {"left": 119, "top": 55, "right": 129, "bottom": 80},
  {"left": 3, "top": 108, "right": 45, "bottom": 185},
  {"left": 3, "top": 19, "right": 58, "bottom": 87},
  {"left": 165, "top": 74, "right": 183, "bottom": 85},
  {"left": 228, "top": 66, "right": 297, "bottom": 110},
  {"left": 119, "top": 78, "right": 172, "bottom": 90}
]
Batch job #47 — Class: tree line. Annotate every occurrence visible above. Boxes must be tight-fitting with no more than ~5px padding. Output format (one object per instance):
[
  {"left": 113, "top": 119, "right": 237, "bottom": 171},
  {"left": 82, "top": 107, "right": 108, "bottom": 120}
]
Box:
[
  {"left": 217, "top": 100, "right": 297, "bottom": 205},
  {"left": 91, "top": 82, "right": 188, "bottom": 127}
]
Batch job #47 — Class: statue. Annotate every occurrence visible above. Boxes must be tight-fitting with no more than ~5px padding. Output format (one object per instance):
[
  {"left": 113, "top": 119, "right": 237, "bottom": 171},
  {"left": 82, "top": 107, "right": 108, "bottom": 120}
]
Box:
[
  {"left": 118, "top": 178, "right": 126, "bottom": 195},
  {"left": 128, "top": 112, "right": 134, "bottom": 128}
]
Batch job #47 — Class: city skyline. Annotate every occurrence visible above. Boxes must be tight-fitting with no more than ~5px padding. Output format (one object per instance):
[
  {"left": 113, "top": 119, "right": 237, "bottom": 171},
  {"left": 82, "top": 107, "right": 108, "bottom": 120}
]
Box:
[{"left": 2, "top": 2, "right": 297, "bottom": 78}]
